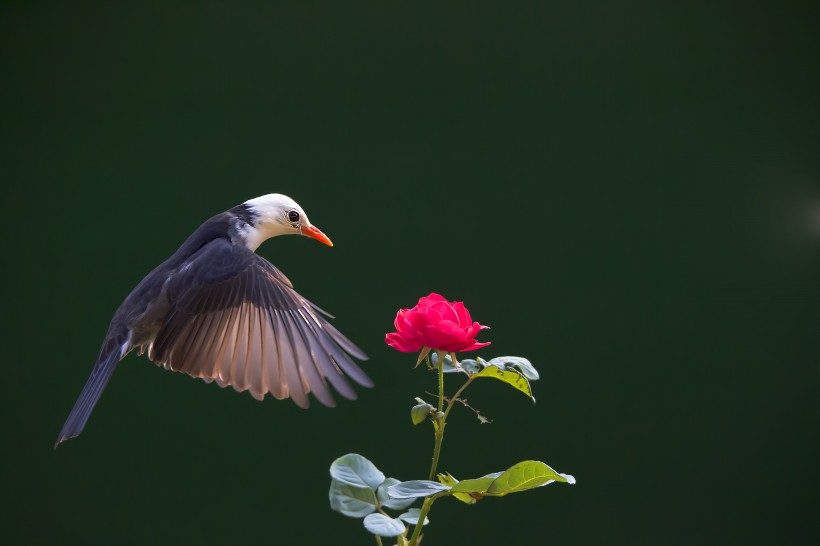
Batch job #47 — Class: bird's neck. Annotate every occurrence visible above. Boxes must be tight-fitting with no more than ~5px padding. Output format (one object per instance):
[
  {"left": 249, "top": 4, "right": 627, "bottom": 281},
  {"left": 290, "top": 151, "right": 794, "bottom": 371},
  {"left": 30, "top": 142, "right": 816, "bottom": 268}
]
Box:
[
  {"left": 229, "top": 203, "right": 294, "bottom": 252},
  {"left": 234, "top": 222, "right": 281, "bottom": 252}
]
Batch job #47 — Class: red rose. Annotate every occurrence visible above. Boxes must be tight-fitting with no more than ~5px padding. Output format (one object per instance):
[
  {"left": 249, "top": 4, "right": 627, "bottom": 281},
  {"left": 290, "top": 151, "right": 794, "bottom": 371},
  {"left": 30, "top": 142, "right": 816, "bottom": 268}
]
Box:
[{"left": 385, "top": 293, "right": 490, "bottom": 353}]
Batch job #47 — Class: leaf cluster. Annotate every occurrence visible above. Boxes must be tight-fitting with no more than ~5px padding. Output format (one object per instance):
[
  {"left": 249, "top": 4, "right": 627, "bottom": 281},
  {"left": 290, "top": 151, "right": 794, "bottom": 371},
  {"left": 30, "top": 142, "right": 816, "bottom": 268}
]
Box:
[
  {"left": 329, "top": 353, "right": 575, "bottom": 544},
  {"left": 329, "top": 454, "right": 428, "bottom": 539}
]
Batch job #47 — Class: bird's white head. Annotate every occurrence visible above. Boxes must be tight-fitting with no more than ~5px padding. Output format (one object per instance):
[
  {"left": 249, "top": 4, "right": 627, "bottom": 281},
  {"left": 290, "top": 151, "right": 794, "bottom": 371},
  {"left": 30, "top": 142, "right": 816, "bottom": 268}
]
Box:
[{"left": 239, "top": 193, "right": 333, "bottom": 251}]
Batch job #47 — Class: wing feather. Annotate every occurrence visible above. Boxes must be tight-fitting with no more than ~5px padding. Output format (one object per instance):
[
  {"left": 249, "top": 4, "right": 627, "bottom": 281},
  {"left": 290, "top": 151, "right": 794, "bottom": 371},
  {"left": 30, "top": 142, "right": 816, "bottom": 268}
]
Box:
[
  {"left": 272, "top": 308, "right": 307, "bottom": 407},
  {"left": 263, "top": 307, "right": 286, "bottom": 399},
  {"left": 149, "top": 238, "right": 371, "bottom": 407},
  {"left": 247, "top": 307, "right": 265, "bottom": 400},
  {"left": 297, "top": 308, "right": 357, "bottom": 400}
]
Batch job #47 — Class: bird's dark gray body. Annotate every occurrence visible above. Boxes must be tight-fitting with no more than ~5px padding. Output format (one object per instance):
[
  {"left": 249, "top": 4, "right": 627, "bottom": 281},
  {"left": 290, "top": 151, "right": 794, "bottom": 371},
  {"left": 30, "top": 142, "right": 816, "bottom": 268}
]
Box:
[{"left": 56, "top": 202, "right": 371, "bottom": 447}]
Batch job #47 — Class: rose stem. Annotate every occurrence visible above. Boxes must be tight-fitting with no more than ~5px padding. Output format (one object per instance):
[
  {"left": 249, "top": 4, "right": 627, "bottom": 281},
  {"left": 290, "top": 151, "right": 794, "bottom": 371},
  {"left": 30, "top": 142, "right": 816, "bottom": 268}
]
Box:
[
  {"left": 427, "top": 351, "right": 477, "bottom": 481},
  {"left": 428, "top": 350, "right": 447, "bottom": 480},
  {"left": 408, "top": 491, "right": 448, "bottom": 546}
]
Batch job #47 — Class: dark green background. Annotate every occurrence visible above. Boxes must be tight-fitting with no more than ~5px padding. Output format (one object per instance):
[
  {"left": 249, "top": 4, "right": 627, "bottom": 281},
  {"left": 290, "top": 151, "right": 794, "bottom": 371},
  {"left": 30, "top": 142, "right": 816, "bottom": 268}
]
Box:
[{"left": 1, "top": 1, "right": 818, "bottom": 544}]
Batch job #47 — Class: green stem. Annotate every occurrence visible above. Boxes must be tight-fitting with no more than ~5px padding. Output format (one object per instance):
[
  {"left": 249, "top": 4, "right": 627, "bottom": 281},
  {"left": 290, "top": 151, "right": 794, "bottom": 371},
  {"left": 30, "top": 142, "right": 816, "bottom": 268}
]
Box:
[
  {"left": 427, "top": 350, "right": 446, "bottom": 480},
  {"left": 428, "top": 352, "right": 477, "bottom": 481},
  {"left": 437, "top": 351, "right": 445, "bottom": 413},
  {"left": 416, "top": 353, "right": 476, "bottom": 544},
  {"left": 428, "top": 427, "right": 443, "bottom": 481},
  {"left": 374, "top": 535, "right": 383, "bottom": 546},
  {"left": 408, "top": 495, "right": 439, "bottom": 546}
]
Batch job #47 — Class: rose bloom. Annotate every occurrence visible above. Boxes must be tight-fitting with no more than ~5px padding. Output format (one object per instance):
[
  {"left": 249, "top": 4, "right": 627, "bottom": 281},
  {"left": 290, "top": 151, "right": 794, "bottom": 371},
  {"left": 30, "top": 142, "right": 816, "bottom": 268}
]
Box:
[{"left": 385, "top": 293, "right": 490, "bottom": 353}]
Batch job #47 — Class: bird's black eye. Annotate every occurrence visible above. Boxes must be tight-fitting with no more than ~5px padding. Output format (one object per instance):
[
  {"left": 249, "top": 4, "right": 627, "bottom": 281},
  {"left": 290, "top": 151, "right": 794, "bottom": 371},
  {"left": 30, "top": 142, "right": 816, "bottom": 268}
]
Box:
[{"left": 288, "top": 210, "right": 300, "bottom": 223}]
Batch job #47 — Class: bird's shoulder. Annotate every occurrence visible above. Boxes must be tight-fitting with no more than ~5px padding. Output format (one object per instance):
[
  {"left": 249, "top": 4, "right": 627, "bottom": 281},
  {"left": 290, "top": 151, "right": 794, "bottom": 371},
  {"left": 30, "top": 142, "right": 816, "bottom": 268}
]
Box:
[
  {"left": 168, "top": 236, "right": 294, "bottom": 300},
  {"left": 111, "top": 213, "right": 245, "bottom": 319}
]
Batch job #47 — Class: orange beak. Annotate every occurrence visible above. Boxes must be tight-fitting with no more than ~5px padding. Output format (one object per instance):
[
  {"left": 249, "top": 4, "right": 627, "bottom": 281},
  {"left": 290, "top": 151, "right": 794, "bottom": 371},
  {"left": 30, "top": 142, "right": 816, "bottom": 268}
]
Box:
[{"left": 302, "top": 225, "right": 334, "bottom": 247}]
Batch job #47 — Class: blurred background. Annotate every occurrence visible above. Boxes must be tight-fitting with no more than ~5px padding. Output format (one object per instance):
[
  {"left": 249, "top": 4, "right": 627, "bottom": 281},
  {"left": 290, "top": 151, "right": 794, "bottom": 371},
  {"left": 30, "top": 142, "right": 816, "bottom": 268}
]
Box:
[{"left": 1, "top": 1, "right": 818, "bottom": 544}]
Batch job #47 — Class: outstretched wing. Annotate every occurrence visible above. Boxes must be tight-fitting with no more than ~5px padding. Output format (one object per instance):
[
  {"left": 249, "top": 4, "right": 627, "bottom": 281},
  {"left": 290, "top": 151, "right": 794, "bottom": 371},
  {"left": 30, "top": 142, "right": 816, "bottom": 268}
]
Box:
[{"left": 148, "top": 238, "right": 372, "bottom": 408}]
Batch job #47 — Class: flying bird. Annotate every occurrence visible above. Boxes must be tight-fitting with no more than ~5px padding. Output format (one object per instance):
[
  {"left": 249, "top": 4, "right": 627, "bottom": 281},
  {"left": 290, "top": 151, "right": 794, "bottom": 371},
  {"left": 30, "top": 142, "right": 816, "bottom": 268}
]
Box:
[{"left": 55, "top": 194, "right": 372, "bottom": 447}]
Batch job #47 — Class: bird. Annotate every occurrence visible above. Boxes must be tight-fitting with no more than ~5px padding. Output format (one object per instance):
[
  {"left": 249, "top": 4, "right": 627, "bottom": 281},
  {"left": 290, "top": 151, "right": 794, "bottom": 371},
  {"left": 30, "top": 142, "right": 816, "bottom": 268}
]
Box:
[{"left": 55, "top": 193, "right": 372, "bottom": 448}]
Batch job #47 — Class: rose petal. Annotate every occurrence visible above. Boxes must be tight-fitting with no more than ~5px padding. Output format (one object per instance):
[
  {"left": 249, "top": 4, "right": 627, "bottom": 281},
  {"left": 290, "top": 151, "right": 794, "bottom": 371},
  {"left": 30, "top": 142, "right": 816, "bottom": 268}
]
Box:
[
  {"left": 385, "top": 333, "right": 422, "bottom": 352},
  {"left": 450, "top": 302, "right": 472, "bottom": 327},
  {"left": 398, "top": 314, "right": 420, "bottom": 334},
  {"left": 465, "top": 321, "right": 490, "bottom": 337},
  {"left": 418, "top": 293, "right": 447, "bottom": 307},
  {"left": 430, "top": 301, "right": 458, "bottom": 323},
  {"left": 421, "top": 320, "right": 467, "bottom": 349},
  {"left": 406, "top": 308, "right": 435, "bottom": 330},
  {"left": 394, "top": 309, "right": 409, "bottom": 332},
  {"left": 456, "top": 340, "right": 492, "bottom": 352}
]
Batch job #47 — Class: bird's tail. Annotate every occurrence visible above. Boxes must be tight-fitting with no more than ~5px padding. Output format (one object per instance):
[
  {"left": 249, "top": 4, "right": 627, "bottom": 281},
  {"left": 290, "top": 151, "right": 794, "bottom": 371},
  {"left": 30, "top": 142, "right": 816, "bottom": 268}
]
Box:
[{"left": 54, "top": 351, "right": 120, "bottom": 448}]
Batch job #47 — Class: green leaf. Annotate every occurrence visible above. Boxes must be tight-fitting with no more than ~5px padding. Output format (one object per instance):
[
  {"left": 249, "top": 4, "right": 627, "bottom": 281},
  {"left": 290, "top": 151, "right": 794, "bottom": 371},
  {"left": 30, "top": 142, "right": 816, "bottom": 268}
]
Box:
[
  {"left": 363, "top": 513, "right": 406, "bottom": 537},
  {"left": 473, "top": 366, "right": 535, "bottom": 401},
  {"left": 454, "top": 358, "right": 483, "bottom": 374},
  {"left": 432, "top": 352, "right": 483, "bottom": 375},
  {"left": 398, "top": 508, "right": 429, "bottom": 526},
  {"left": 487, "top": 461, "right": 576, "bottom": 496},
  {"left": 434, "top": 462, "right": 575, "bottom": 502},
  {"left": 410, "top": 401, "right": 434, "bottom": 425},
  {"left": 437, "top": 472, "right": 477, "bottom": 504},
  {"left": 486, "top": 356, "right": 540, "bottom": 381},
  {"left": 330, "top": 453, "right": 386, "bottom": 490},
  {"left": 436, "top": 472, "right": 458, "bottom": 488},
  {"left": 329, "top": 478, "right": 378, "bottom": 518},
  {"left": 378, "top": 478, "right": 416, "bottom": 510},
  {"left": 387, "top": 480, "right": 451, "bottom": 499},
  {"left": 449, "top": 472, "right": 503, "bottom": 496}
]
